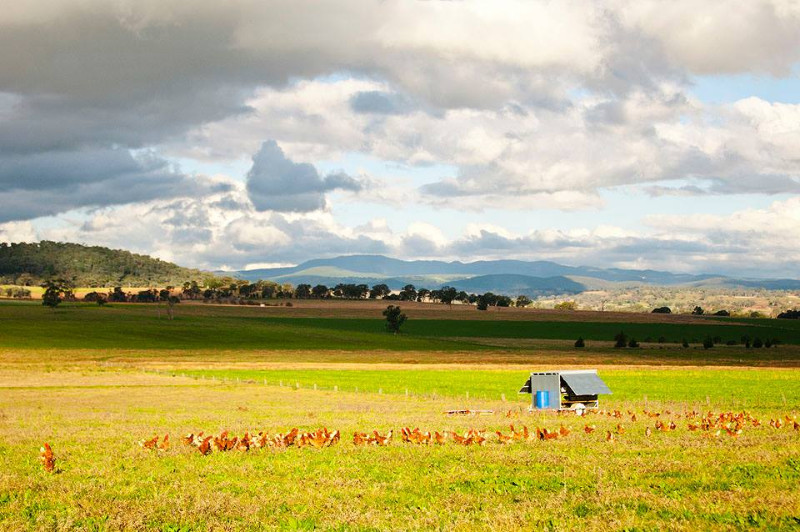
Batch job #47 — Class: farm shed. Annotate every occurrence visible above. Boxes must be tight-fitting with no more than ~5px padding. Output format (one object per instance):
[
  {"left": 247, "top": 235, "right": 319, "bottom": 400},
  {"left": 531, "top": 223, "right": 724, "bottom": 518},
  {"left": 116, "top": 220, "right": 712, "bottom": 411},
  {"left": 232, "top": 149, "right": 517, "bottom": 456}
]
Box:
[{"left": 518, "top": 370, "right": 611, "bottom": 410}]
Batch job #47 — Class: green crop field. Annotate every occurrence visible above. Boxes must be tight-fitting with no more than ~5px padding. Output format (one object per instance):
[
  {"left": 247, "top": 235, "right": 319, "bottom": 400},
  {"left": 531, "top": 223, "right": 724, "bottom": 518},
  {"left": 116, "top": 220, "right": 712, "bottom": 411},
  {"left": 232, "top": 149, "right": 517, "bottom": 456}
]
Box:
[{"left": 0, "top": 301, "right": 799, "bottom": 529}]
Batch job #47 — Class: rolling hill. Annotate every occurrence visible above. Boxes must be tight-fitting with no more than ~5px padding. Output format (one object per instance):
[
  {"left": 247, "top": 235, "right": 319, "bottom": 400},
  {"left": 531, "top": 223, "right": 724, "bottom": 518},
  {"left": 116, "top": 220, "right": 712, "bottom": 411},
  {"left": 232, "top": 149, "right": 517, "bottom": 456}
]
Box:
[{"left": 0, "top": 241, "right": 214, "bottom": 287}]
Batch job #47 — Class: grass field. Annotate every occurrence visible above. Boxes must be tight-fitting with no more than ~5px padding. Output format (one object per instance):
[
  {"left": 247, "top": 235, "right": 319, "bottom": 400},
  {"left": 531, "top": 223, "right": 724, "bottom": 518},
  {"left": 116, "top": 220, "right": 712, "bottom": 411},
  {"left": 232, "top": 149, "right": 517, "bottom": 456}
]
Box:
[
  {"left": 0, "top": 301, "right": 798, "bottom": 529},
  {"left": 2, "top": 300, "right": 800, "bottom": 350},
  {"left": 171, "top": 367, "right": 800, "bottom": 410},
  {"left": 1, "top": 366, "right": 799, "bottom": 530}
]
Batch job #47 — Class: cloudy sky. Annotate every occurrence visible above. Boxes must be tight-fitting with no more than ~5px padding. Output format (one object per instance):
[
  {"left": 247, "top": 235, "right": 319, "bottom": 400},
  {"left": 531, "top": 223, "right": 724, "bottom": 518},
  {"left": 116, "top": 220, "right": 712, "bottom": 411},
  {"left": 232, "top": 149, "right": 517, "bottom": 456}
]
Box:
[{"left": 2, "top": 1, "right": 800, "bottom": 277}]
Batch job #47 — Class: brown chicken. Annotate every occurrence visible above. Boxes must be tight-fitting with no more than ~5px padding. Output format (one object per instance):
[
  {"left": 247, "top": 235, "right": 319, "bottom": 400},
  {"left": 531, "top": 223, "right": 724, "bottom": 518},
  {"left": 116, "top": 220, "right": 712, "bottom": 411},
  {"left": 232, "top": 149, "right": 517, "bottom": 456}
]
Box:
[
  {"left": 197, "top": 436, "right": 213, "bottom": 455},
  {"left": 39, "top": 443, "right": 56, "bottom": 473},
  {"left": 140, "top": 436, "right": 159, "bottom": 450},
  {"left": 510, "top": 424, "right": 529, "bottom": 442},
  {"left": 371, "top": 430, "right": 393, "bottom": 446},
  {"left": 495, "top": 431, "right": 514, "bottom": 444}
]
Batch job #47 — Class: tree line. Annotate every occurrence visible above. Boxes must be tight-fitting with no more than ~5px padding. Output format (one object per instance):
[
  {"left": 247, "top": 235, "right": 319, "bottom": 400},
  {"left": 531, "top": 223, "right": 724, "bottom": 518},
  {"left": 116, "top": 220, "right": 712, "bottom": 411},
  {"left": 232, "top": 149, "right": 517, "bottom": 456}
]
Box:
[{"left": 36, "top": 278, "right": 533, "bottom": 310}]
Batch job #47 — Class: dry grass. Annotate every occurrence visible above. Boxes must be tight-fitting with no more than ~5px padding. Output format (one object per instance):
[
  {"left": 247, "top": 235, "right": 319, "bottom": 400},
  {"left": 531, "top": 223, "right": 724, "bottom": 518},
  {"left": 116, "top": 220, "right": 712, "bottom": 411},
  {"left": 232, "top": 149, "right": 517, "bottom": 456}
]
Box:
[{"left": 4, "top": 339, "right": 799, "bottom": 371}]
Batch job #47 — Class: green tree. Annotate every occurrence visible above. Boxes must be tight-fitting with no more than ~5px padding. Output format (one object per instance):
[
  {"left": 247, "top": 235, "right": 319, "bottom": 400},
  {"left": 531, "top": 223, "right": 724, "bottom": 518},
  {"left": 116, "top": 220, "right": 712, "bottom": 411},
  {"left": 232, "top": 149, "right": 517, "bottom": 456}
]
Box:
[
  {"left": 41, "top": 281, "right": 64, "bottom": 309},
  {"left": 369, "top": 284, "right": 391, "bottom": 299},
  {"left": 613, "top": 331, "right": 627, "bottom": 348},
  {"left": 480, "top": 293, "right": 498, "bottom": 306},
  {"left": 108, "top": 287, "right": 128, "bottom": 302},
  {"left": 311, "top": 284, "right": 329, "bottom": 298},
  {"left": 182, "top": 281, "right": 201, "bottom": 300},
  {"left": 438, "top": 286, "right": 458, "bottom": 308},
  {"left": 399, "top": 285, "right": 417, "bottom": 302},
  {"left": 692, "top": 306, "right": 704, "bottom": 315},
  {"left": 495, "top": 295, "right": 512, "bottom": 307},
  {"left": 515, "top": 296, "right": 532, "bottom": 308},
  {"left": 294, "top": 284, "right": 312, "bottom": 299},
  {"left": 702, "top": 337, "right": 714, "bottom": 349},
  {"left": 574, "top": 337, "right": 585, "bottom": 348},
  {"left": 382, "top": 305, "right": 407, "bottom": 334}
]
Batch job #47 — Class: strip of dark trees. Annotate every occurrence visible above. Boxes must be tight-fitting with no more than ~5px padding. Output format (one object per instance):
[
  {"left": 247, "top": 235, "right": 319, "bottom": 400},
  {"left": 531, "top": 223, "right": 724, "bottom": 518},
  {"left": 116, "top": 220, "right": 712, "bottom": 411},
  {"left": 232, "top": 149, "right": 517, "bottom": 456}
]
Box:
[{"left": 70, "top": 280, "right": 525, "bottom": 309}]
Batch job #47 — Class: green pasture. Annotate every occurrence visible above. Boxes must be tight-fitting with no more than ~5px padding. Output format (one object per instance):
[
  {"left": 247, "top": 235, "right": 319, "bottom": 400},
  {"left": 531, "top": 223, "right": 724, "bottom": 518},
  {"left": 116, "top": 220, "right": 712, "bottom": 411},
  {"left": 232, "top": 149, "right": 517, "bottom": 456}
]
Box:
[
  {"left": 1, "top": 300, "right": 799, "bottom": 529},
  {"left": 1, "top": 302, "right": 799, "bottom": 353},
  {"left": 1, "top": 367, "right": 799, "bottom": 530},
  {"left": 0, "top": 302, "right": 471, "bottom": 352},
  {"left": 177, "top": 368, "right": 800, "bottom": 411}
]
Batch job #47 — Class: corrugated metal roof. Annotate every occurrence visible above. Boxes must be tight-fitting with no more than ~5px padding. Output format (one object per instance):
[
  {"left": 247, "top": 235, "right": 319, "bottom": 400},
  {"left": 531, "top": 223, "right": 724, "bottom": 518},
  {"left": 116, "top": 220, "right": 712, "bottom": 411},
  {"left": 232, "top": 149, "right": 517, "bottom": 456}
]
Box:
[
  {"left": 518, "top": 377, "right": 531, "bottom": 394},
  {"left": 561, "top": 373, "right": 612, "bottom": 395}
]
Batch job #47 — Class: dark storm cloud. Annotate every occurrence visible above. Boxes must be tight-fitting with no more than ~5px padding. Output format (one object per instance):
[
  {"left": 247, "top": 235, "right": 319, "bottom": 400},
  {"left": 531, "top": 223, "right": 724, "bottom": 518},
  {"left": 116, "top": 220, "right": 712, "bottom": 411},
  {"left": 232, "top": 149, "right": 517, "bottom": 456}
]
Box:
[
  {"left": 246, "top": 140, "right": 362, "bottom": 212},
  {"left": 0, "top": 148, "right": 228, "bottom": 222}
]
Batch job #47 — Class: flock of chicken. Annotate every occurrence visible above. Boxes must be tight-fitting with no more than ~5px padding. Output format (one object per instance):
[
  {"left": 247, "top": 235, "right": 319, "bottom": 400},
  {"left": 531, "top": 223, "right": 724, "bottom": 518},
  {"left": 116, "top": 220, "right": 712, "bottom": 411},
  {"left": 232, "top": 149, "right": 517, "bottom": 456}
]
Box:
[
  {"left": 135, "top": 409, "right": 798, "bottom": 454},
  {"left": 37, "top": 408, "right": 799, "bottom": 472},
  {"left": 140, "top": 427, "right": 342, "bottom": 454},
  {"left": 587, "top": 408, "right": 800, "bottom": 441}
]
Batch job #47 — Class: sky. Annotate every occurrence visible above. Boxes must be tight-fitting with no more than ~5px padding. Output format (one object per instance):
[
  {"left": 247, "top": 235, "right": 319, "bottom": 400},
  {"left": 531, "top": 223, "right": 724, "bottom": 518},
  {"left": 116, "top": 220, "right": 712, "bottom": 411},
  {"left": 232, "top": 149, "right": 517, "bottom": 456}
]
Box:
[{"left": 1, "top": 0, "right": 800, "bottom": 277}]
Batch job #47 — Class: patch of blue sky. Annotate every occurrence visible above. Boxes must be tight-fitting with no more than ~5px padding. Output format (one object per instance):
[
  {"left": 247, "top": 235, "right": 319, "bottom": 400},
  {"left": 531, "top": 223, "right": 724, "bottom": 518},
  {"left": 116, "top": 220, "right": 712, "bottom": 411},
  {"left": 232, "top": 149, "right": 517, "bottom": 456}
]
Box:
[{"left": 690, "top": 69, "right": 800, "bottom": 104}]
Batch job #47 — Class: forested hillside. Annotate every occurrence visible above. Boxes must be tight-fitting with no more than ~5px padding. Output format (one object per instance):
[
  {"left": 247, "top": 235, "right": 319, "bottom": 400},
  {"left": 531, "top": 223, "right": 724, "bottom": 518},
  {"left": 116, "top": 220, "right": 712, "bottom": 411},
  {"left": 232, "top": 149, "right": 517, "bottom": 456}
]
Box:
[{"left": 0, "top": 241, "right": 212, "bottom": 287}]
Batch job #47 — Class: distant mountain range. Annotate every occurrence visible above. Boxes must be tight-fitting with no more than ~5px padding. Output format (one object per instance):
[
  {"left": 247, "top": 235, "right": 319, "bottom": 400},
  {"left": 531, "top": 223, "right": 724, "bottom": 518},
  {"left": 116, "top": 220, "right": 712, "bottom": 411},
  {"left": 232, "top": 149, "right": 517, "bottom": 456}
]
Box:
[
  {"left": 233, "top": 255, "right": 800, "bottom": 296},
  {"left": 4, "top": 241, "right": 797, "bottom": 296}
]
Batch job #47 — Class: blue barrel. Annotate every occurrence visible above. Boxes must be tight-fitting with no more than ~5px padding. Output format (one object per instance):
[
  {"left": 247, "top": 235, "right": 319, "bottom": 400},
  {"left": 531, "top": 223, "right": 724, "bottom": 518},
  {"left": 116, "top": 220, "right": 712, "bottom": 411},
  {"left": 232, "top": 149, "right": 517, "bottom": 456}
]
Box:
[{"left": 535, "top": 390, "right": 550, "bottom": 409}]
